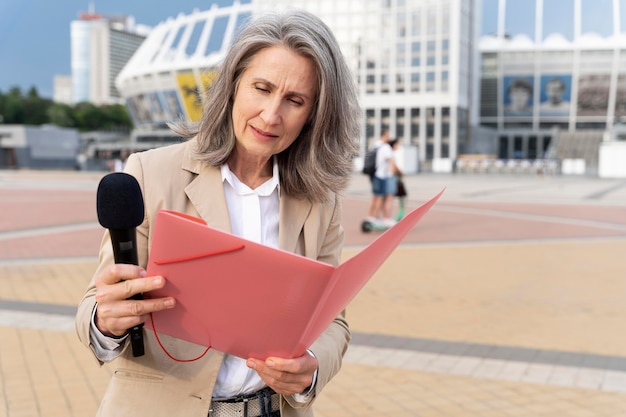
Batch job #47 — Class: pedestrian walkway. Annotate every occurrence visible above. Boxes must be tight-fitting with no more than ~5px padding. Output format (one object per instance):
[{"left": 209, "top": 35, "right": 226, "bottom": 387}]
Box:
[{"left": 1, "top": 169, "right": 626, "bottom": 416}]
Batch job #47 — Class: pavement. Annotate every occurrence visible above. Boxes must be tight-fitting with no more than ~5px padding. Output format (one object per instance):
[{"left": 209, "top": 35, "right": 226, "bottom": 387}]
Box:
[{"left": 0, "top": 168, "right": 626, "bottom": 416}]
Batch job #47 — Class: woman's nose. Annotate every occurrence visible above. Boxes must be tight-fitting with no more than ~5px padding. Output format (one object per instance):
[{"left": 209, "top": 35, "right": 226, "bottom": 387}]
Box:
[{"left": 260, "top": 98, "right": 282, "bottom": 125}]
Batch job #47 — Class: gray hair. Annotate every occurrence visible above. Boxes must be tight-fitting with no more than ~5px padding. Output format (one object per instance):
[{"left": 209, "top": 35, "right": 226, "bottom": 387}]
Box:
[{"left": 169, "top": 10, "right": 361, "bottom": 202}]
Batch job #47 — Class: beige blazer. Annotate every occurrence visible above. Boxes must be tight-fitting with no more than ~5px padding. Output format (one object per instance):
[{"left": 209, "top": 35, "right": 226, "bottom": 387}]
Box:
[{"left": 76, "top": 139, "right": 350, "bottom": 417}]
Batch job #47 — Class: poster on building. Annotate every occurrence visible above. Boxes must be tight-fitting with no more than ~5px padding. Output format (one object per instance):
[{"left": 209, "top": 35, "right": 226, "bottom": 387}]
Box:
[
  {"left": 503, "top": 76, "right": 533, "bottom": 116},
  {"left": 175, "top": 70, "right": 219, "bottom": 122},
  {"left": 577, "top": 74, "right": 610, "bottom": 117},
  {"left": 539, "top": 74, "right": 571, "bottom": 116},
  {"left": 176, "top": 72, "right": 203, "bottom": 121},
  {"left": 147, "top": 92, "right": 168, "bottom": 123},
  {"left": 126, "top": 94, "right": 153, "bottom": 125},
  {"left": 162, "top": 90, "right": 184, "bottom": 121}
]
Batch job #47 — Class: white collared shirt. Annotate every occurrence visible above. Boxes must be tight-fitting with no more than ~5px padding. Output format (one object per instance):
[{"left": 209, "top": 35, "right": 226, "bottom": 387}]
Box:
[{"left": 212, "top": 162, "right": 280, "bottom": 397}]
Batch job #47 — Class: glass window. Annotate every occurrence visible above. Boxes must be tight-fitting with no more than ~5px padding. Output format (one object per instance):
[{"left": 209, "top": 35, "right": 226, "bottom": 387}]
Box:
[
  {"left": 498, "top": 136, "right": 509, "bottom": 159},
  {"left": 581, "top": 0, "right": 612, "bottom": 37},
  {"left": 506, "top": 0, "right": 537, "bottom": 39},
  {"left": 528, "top": 136, "right": 538, "bottom": 159},
  {"left": 233, "top": 12, "right": 252, "bottom": 39},
  {"left": 204, "top": 16, "right": 229, "bottom": 57},
  {"left": 170, "top": 26, "right": 185, "bottom": 51},
  {"left": 185, "top": 21, "right": 206, "bottom": 57},
  {"left": 411, "top": 11, "right": 421, "bottom": 36},
  {"left": 396, "top": 108, "right": 405, "bottom": 138},
  {"left": 542, "top": 0, "right": 574, "bottom": 41},
  {"left": 411, "top": 72, "right": 420, "bottom": 92},
  {"left": 513, "top": 136, "right": 524, "bottom": 158},
  {"left": 411, "top": 108, "right": 420, "bottom": 143}
]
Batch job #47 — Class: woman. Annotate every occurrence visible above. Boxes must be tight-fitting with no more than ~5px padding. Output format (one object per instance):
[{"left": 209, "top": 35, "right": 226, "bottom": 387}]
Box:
[{"left": 75, "top": 10, "right": 360, "bottom": 417}]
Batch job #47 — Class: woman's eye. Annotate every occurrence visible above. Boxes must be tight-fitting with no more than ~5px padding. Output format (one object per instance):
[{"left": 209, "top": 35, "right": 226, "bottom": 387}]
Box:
[{"left": 255, "top": 86, "right": 269, "bottom": 93}]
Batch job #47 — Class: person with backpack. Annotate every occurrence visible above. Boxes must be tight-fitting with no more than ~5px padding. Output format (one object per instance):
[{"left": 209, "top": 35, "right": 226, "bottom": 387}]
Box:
[{"left": 364, "top": 131, "right": 402, "bottom": 229}]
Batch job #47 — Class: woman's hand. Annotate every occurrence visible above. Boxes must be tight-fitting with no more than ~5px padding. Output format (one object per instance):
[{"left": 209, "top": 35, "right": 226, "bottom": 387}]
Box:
[
  {"left": 246, "top": 353, "right": 318, "bottom": 396},
  {"left": 94, "top": 264, "right": 176, "bottom": 337}
]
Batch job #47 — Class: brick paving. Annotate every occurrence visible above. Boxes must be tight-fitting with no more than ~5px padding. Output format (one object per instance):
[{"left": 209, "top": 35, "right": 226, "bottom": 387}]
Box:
[{"left": 0, "top": 169, "right": 626, "bottom": 416}]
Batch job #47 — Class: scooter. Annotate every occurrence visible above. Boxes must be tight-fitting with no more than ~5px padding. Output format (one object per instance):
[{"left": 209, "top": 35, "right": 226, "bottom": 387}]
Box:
[
  {"left": 360, "top": 219, "right": 390, "bottom": 233},
  {"left": 361, "top": 197, "right": 406, "bottom": 233},
  {"left": 361, "top": 177, "right": 407, "bottom": 233}
]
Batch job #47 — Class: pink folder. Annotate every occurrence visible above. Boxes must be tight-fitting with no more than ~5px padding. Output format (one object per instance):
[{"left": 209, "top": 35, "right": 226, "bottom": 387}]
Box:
[{"left": 145, "top": 189, "right": 444, "bottom": 360}]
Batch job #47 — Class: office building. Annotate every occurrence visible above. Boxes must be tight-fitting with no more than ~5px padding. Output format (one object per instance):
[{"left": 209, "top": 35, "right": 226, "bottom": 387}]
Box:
[{"left": 70, "top": 10, "right": 150, "bottom": 105}]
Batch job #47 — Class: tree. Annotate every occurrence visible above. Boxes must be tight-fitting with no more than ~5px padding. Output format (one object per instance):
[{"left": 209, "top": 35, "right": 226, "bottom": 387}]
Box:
[
  {"left": 23, "top": 87, "right": 50, "bottom": 125},
  {"left": 0, "top": 84, "right": 134, "bottom": 131},
  {"left": 74, "top": 102, "right": 106, "bottom": 131},
  {"left": 2, "top": 93, "right": 26, "bottom": 124},
  {"left": 47, "top": 103, "right": 75, "bottom": 127}
]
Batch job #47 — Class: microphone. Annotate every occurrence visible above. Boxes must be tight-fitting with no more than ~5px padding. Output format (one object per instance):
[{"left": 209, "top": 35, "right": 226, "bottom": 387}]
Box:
[{"left": 96, "top": 172, "right": 146, "bottom": 357}]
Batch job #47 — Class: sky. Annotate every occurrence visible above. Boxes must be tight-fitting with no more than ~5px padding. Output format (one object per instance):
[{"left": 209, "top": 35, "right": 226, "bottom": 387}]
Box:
[{"left": 0, "top": 0, "right": 621, "bottom": 99}]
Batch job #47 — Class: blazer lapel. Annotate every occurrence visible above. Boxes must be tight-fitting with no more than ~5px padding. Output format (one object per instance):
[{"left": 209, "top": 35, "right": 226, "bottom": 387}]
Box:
[
  {"left": 279, "top": 193, "right": 312, "bottom": 254},
  {"left": 181, "top": 142, "right": 232, "bottom": 233}
]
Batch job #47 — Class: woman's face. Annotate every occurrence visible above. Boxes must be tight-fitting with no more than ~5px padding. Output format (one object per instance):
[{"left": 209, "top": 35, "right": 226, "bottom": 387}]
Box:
[{"left": 231, "top": 45, "right": 318, "bottom": 162}]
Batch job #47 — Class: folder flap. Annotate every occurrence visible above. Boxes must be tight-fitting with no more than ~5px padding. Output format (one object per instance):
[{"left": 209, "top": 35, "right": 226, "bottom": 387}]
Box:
[
  {"left": 300, "top": 189, "right": 445, "bottom": 346},
  {"left": 150, "top": 210, "right": 244, "bottom": 265}
]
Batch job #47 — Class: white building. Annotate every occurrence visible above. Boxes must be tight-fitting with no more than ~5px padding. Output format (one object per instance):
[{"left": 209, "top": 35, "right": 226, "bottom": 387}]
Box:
[
  {"left": 70, "top": 10, "right": 150, "bottom": 105},
  {"left": 53, "top": 75, "right": 73, "bottom": 105},
  {"left": 0, "top": 125, "right": 80, "bottom": 169},
  {"left": 478, "top": 0, "right": 626, "bottom": 176},
  {"left": 257, "top": 0, "right": 481, "bottom": 173}
]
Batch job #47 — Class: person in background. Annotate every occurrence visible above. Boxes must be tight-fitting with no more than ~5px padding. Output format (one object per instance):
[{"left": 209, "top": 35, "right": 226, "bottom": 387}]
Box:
[
  {"left": 75, "top": 9, "right": 360, "bottom": 417},
  {"left": 366, "top": 132, "right": 402, "bottom": 227}
]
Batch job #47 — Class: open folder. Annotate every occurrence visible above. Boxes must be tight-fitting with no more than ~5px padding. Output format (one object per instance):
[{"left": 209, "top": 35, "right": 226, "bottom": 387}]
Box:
[{"left": 145, "top": 189, "right": 444, "bottom": 360}]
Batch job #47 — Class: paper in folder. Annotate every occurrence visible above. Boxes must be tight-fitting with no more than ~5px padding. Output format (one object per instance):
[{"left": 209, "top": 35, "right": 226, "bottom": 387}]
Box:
[{"left": 145, "top": 189, "right": 444, "bottom": 360}]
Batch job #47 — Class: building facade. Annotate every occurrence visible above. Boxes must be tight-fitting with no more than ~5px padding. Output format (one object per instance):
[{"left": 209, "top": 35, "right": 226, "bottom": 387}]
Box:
[
  {"left": 0, "top": 125, "right": 80, "bottom": 170},
  {"left": 478, "top": 0, "right": 626, "bottom": 175},
  {"left": 258, "top": 0, "right": 481, "bottom": 173},
  {"left": 71, "top": 11, "right": 149, "bottom": 105}
]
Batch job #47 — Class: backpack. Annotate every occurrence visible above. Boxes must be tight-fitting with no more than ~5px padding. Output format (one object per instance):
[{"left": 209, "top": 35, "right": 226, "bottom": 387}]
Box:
[{"left": 362, "top": 146, "right": 378, "bottom": 176}]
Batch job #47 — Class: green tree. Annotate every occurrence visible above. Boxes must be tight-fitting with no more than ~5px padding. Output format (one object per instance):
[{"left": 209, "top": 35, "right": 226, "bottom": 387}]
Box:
[
  {"left": 2, "top": 92, "right": 26, "bottom": 124},
  {"left": 74, "top": 102, "right": 105, "bottom": 131},
  {"left": 23, "top": 87, "right": 50, "bottom": 125},
  {"left": 47, "top": 103, "right": 75, "bottom": 127},
  {"left": 0, "top": 84, "right": 134, "bottom": 130},
  {"left": 102, "top": 104, "right": 133, "bottom": 129}
]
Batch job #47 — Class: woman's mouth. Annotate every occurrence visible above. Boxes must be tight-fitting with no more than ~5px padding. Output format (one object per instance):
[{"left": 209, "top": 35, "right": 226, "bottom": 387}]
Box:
[{"left": 251, "top": 126, "right": 278, "bottom": 140}]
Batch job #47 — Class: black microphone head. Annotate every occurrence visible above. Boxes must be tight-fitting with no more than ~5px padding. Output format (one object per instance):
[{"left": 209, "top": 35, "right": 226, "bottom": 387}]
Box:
[{"left": 97, "top": 172, "right": 145, "bottom": 230}]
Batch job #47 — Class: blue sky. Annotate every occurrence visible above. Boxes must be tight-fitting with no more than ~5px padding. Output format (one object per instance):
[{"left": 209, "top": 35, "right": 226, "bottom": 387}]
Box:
[{"left": 0, "top": 0, "right": 621, "bottom": 99}]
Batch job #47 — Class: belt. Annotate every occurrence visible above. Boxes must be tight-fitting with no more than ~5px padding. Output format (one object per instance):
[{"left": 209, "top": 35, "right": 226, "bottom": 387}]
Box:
[{"left": 209, "top": 387, "right": 280, "bottom": 417}]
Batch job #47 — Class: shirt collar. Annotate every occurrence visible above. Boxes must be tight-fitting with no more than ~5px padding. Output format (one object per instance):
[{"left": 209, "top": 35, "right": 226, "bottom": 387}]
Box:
[{"left": 220, "top": 157, "right": 280, "bottom": 197}]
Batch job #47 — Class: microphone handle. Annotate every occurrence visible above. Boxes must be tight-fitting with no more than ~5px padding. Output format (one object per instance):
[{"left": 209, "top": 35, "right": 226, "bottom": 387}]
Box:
[{"left": 109, "top": 228, "right": 145, "bottom": 357}]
